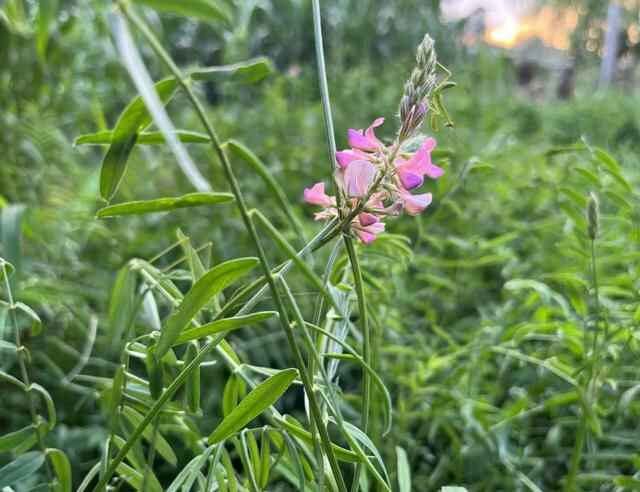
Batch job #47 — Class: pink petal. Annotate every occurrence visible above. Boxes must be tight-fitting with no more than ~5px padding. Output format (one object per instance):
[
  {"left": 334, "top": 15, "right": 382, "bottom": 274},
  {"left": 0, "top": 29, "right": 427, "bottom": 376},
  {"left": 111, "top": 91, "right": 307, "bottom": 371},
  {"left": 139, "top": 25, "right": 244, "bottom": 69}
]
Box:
[
  {"left": 303, "top": 182, "right": 334, "bottom": 207},
  {"left": 356, "top": 230, "right": 377, "bottom": 244},
  {"left": 358, "top": 212, "right": 379, "bottom": 227},
  {"left": 364, "top": 221, "right": 385, "bottom": 234},
  {"left": 397, "top": 167, "right": 424, "bottom": 190},
  {"left": 364, "top": 117, "right": 385, "bottom": 148},
  {"left": 335, "top": 149, "right": 361, "bottom": 168},
  {"left": 401, "top": 191, "right": 432, "bottom": 216},
  {"left": 348, "top": 129, "right": 377, "bottom": 151},
  {"left": 343, "top": 160, "right": 376, "bottom": 197},
  {"left": 419, "top": 137, "right": 437, "bottom": 153}
]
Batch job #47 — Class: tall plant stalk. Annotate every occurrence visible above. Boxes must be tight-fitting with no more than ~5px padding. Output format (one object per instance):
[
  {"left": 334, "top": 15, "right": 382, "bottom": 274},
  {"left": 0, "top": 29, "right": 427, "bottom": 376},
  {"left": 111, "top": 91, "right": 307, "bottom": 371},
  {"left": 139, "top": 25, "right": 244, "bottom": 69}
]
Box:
[{"left": 310, "top": 3, "right": 374, "bottom": 489}]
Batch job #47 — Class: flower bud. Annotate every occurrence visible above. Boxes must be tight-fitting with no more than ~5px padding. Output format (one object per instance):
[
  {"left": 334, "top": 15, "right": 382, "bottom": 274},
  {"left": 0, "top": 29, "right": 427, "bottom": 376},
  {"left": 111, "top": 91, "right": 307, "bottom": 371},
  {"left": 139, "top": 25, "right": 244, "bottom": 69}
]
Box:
[
  {"left": 587, "top": 192, "right": 599, "bottom": 240},
  {"left": 399, "top": 33, "right": 437, "bottom": 137}
]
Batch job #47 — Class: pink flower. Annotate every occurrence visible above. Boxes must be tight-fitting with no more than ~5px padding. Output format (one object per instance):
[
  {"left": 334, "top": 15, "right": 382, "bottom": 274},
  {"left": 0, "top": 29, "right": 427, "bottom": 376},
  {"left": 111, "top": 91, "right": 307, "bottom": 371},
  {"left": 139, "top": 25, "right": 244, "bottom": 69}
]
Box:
[
  {"left": 304, "top": 182, "right": 335, "bottom": 207},
  {"left": 353, "top": 213, "right": 385, "bottom": 244},
  {"left": 343, "top": 160, "right": 377, "bottom": 197},
  {"left": 395, "top": 138, "right": 443, "bottom": 190},
  {"left": 348, "top": 117, "right": 385, "bottom": 152},
  {"left": 399, "top": 191, "right": 432, "bottom": 215},
  {"left": 335, "top": 148, "right": 369, "bottom": 168}
]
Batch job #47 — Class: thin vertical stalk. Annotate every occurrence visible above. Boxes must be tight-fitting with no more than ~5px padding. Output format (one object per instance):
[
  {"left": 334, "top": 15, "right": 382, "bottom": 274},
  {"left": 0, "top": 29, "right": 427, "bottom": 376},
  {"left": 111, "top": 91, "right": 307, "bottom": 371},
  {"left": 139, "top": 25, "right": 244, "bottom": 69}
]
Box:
[
  {"left": 344, "top": 238, "right": 371, "bottom": 491},
  {"left": 566, "top": 236, "right": 601, "bottom": 492},
  {"left": 2, "top": 263, "right": 53, "bottom": 481},
  {"left": 311, "top": 0, "right": 340, "bottom": 204},
  {"left": 311, "top": 2, "right": 373, "bottom": 489},
  {"left": 116, "top": 4, "right": 347, "bottom": 490}
]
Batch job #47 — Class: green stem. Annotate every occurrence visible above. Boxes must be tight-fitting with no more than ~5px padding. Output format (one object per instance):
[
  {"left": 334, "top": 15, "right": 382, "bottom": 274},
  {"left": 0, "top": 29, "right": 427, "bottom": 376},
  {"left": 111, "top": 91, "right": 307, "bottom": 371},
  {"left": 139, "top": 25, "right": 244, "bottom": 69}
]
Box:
[
  {"left": 344, "top": 238, "right": 371, "bottom": 492},
  {"left": 2, "top": 263, "right": 53, "bottom": 481},
  {"left": 564, "top": 400, "right": 587, "bottom": 492},
  {"left": 117, "top": 4, "right": 347, "bottom": 490},
  {"left": 311, "top": 0, "right": 342, "bottom": 207}
]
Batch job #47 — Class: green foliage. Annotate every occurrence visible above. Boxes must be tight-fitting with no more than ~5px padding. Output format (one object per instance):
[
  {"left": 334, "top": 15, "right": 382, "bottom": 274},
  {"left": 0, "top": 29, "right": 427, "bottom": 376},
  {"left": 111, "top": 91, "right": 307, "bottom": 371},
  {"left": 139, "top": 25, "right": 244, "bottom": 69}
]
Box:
[{"left": 2, "top": 0, "right": 640, "bottom": 491}]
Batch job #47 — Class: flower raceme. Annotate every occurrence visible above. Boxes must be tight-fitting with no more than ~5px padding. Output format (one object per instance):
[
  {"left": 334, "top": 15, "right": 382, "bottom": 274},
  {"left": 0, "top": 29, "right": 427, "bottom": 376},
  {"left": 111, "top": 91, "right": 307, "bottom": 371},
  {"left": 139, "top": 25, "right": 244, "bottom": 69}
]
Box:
[{"left": 303, "top": 117, "right": 443, "bottom": 243}]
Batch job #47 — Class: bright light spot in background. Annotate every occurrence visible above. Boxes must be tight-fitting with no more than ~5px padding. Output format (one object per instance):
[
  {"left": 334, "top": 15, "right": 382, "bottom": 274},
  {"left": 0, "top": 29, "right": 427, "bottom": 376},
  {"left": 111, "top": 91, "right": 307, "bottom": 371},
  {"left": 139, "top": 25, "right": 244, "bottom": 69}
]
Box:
[
  {"left": 486, "top": 17, "right": 520, "bottom": 47},
  {"left": 442, "top": 0, "right": 579, "bottom": 50}
]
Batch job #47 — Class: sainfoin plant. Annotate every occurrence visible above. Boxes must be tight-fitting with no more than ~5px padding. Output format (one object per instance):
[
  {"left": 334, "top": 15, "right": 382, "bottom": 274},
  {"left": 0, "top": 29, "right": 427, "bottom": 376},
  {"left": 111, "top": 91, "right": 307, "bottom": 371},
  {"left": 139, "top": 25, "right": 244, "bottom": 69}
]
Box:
[{"left": 3, "top": 1, "right": 459, "bottom": 491}]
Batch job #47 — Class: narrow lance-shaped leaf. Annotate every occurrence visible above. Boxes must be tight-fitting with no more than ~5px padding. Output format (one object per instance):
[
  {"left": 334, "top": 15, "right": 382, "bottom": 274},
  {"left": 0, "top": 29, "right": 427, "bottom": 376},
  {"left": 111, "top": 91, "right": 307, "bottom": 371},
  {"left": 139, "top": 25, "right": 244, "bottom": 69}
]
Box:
[
  {"left": 155, "top": 258, "right": 259, "bottom": 358},
  {"left": 259, "top": 428, "right": 271, "bottom": 488},
  {"left": 75, "top": 130, "right": 210, "bottom": 146},
  {"left": 173, "top": 311, "right": 276, "bottom": 346},
  {"left": 0, "top": 425, "right": 38, "bottom": 453},
  {"left": 190, "top": 58, "right": 273, "bottom": 84},
  {"left": 208, "top": 368, "right": 298, "bottom": 444},
  {"left": 96, "top": 192, "right": 235, "bottom": 218},
  {"left": 99, "top": 77, "right": 178, "bottom": 201},
  {"left": 0, "top": 451, "right": 45, "bottom": 488},
  {"left": 184, "top": 342, "right": 201, "bottom": 414},
  {"left": 36, "top": 0, "right": 56, "bottom": 63},
  {"left": 135, "top": 0, "right": 232, "bottom": 25},
  {"left": 121, "top": 406, "right": 178, "bottom": 466},
  {"left": 46, "top": 448, "right": 72, "bottom": 492},
  {"left": 396, "top": 446, "right": 411, "bottom": 492}
]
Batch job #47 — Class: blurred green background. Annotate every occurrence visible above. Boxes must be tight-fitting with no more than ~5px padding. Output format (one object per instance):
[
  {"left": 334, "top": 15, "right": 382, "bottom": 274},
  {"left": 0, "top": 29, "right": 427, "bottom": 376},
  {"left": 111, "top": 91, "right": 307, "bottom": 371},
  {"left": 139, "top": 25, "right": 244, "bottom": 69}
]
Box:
[{"left": 1, "top": 0, "right": 639, "bottom": 490}]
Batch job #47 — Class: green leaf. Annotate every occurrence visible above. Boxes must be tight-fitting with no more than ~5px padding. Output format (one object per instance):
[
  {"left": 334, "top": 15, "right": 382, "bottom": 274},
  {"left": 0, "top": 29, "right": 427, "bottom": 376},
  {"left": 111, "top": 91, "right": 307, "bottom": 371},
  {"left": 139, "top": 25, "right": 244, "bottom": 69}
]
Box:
[
  {"left": 13, "top": 302, "right": 42, "bottom": 336},
  {"left": 107, "top": 265, "right": 136, "bottom": 351},
  {"left": 0, "top": 425, "right": 37, "bottom": 453},
  {"left": 30, "top": 383, "right": 57, "bottom": 431},
  {"left": 0, "top": 257, "right": 15, "bottom": 279},
  {"left": 614, "top": 476, "right": 640, "bottom": 490},
  {"left": 441, "top": 488, "right": 469, "bottom": 492},
  {"left": 46, "top": 449, "right": 72, "bottom": 492},
  {"left": 184, "top": 342, "right": 201, "bottom": 414},
  {"left": 173, "top": 311, "right": 276, "bottom": 346},
  {"left": 222, "top": 373, "right": 246, "bottom": 417},
  {"left": 121, "top": 406, "right": 178, "bottom": 466},
  {"left": 208, "top": 368, "right": 298, "bottom": 444},
  {"left": 75, "top": 129, "right": 210, "bottom": 146},
  {"left": 190, "top": 58, "right": 273, "bottom": 84},
  {"left": 135, "top": 0, "right": 231, "bottom": 24},
  {"left": 155, "top": 258, "right": 259, "bottom": 358},
  {"left": 396, "top": 446, "right": 411, "bottom": 492},
  {"left": 99, "top": 77, "right": 178, "bottom": 201},
  {"left": 116, "top": 462, "right": 163, "bottom": 492},
  {"left": 108, "top": 365, "right": 125, "bottom": 429},
  {"left": 594, "top": 147, "right": 632, "bottom": 193},
  {"left": 276, "top": 415, "right": 359, "bottom": 463},
  {"left": 177, "top": 229, "right": 207, "bottom": 283},
  {"left": 36, "top": 0, "right": 56, "bottom": 63},
  {"left": 307, "top": 322, "right": 393, "bottom": 435},
  {"left": 166, "top": 448, "right": 212, "bottom": 492},
  {"left": 0, "top": 451, "right": 45, "bottom": 488},
  {"left": 96, "top": 192, "right": 235, "bottom": 217},
  {"left": 259, "top": 428, "right": 271, "bottom": 488}
]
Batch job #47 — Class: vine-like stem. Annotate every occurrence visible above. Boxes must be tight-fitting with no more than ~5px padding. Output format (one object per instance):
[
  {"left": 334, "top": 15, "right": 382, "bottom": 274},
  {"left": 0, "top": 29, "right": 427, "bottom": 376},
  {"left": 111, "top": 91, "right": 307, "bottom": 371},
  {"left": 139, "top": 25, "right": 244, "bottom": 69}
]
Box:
[{"left": 114, "top": 3, "right": 347, "bottom": 490}]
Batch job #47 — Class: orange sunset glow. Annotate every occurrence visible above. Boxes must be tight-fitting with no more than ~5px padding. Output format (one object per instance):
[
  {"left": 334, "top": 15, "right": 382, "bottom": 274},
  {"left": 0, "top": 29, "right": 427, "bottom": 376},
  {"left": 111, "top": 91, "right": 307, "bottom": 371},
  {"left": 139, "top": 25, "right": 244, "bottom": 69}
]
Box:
[{"left": 485, "top": 6, "right": 579, "bottom": 49}]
